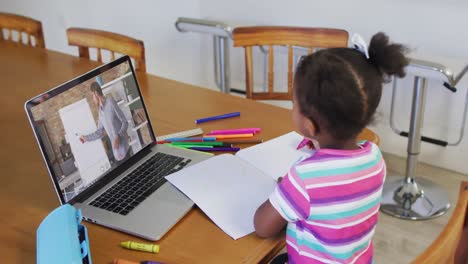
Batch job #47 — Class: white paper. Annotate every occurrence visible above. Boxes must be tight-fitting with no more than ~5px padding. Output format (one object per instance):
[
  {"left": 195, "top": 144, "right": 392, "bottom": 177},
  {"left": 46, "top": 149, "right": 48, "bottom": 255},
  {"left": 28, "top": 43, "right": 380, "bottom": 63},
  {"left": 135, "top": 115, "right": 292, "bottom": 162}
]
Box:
[
  {"left": 166, "top": 154, "right": 276, "bottom": 239},
  {"left": 166, "top": 131, "right": 315, "bottom": 240},
  {"left": 236, "top": 131, "right": 314, "bottom": 180}
]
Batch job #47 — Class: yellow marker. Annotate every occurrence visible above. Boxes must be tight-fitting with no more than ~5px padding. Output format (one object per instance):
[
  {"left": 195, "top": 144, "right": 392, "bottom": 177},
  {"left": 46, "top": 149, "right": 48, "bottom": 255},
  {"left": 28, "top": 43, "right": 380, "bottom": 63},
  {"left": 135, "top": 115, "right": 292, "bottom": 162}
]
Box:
[{"left": 120, "top": 241, "right": 160, "bottom": 253}]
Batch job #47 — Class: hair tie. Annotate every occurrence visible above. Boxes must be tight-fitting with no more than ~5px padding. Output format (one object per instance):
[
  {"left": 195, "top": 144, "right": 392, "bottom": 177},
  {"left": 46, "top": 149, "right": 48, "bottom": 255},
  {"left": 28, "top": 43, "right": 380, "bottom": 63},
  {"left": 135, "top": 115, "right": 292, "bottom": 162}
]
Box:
[{"left": 351, "top": 33, "right": 369, "bottom": 59}]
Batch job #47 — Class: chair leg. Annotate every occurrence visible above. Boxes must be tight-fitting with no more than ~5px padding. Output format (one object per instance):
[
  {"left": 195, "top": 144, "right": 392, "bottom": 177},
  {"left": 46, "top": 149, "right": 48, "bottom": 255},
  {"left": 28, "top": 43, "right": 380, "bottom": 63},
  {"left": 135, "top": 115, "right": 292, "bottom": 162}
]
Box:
[
  {"left": 270, "top": 252, "right": 288, "bottom": 264},
  {"left": 381, "top": 76, "right": 451, "bottom": 220}
]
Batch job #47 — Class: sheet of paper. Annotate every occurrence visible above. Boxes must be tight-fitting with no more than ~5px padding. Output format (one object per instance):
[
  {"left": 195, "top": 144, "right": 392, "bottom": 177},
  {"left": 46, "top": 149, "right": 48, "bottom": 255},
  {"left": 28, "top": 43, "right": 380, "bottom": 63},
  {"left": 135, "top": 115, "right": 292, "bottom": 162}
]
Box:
[
  {"left": 166, "top": 154, "right": 276, "bottom": 240},
  {"left": 236, "top": 131, "right": 314, "bottom": 180}
]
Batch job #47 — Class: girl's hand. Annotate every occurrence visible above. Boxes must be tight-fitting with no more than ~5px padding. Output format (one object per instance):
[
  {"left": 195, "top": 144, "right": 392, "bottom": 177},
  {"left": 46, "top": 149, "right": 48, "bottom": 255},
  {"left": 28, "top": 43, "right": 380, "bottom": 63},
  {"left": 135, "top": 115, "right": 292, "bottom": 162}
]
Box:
[{"left": 277, "top": 177, "right": 283, "bottom": 183}]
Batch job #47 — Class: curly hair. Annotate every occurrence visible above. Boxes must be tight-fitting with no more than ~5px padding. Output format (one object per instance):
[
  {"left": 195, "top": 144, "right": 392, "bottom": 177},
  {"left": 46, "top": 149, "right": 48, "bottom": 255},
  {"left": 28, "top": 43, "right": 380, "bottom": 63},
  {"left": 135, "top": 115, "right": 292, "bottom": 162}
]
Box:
[{"left": 294, "top": 32, "right": 409, "bottom": 140}]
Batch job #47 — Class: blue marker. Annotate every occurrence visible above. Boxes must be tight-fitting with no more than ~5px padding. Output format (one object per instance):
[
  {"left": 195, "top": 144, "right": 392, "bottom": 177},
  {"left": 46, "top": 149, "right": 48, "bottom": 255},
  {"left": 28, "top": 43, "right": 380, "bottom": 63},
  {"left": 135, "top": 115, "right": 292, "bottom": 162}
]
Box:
[{"left": 195, "top": 112, "right": 240, "bottom": 124}]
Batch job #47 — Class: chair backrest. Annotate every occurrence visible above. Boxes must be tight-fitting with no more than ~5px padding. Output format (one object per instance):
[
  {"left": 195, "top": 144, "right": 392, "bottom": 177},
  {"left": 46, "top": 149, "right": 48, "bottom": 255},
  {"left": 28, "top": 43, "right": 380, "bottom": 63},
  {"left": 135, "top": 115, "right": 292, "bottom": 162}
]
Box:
[
  {"left": 0, "top": 12, "right": 45, "bottom": 48},
  {"left": 232, "top": 26, "right": 348, "bottom": 100},
  {"left": 412, "top": 181, "right": 468, "bottom": 264},
  {"left": 66, "top": 27, "right": 146, "bottom": 72}
]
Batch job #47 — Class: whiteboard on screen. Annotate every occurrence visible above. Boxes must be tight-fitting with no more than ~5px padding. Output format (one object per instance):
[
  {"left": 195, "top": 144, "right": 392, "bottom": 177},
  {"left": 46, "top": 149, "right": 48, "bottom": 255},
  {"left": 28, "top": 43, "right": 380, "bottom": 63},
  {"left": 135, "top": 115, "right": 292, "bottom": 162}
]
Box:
[{"left": 59, "top": 99, "right": 111, "bottom": 186}]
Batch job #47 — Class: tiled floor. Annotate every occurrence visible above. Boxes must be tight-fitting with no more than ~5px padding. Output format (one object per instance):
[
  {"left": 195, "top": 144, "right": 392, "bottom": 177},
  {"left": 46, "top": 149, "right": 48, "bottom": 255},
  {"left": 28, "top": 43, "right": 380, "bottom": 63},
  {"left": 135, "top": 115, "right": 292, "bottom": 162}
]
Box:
[{"left": 272, "top": 152, "right": 467, "bottom": 263}]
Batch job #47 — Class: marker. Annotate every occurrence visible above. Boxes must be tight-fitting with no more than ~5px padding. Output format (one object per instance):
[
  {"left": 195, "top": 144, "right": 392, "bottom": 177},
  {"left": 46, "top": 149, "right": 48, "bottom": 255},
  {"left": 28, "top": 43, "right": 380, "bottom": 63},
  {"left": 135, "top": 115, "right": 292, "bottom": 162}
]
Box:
[
  {"left": 165, "top": 137, "right": 216, "bottom": 142},
  {"left": 189, "top": 147, "right": 240, "bottom": 152},
  {"left": 112, "top": 259, "right": 164, "bottom": 264},
  {"left": 296, "top": 138, "right": 311, "bottom": 150},
  {"left": 169, "top": 144, "right": 214, "bottom": 148},
  {"left": 171, "top": 141, "right": 227, "bottom": 146},
  {"left": 207, "top": 133, "right": 253, "bottom": 139},
  {"left": 158, "top": 139, "right": 202, "bottom": 144},
  {"left": 195, "top": 112, "right": 240, "bottom": 124},
  {"left": 207, "top": 128, "right": 261, "bottom": 135},
  {"left": 221, "top": 139, "right": 263, "bottom": 144},
  {"left": 120, "top": 241, "right": 160, "bottom": 253},
  {"left": 112, "top": 259, "right": 139, "bottom": 264},
  {"left": 166, "top": 144, "right": 215, "bottom": 156}
]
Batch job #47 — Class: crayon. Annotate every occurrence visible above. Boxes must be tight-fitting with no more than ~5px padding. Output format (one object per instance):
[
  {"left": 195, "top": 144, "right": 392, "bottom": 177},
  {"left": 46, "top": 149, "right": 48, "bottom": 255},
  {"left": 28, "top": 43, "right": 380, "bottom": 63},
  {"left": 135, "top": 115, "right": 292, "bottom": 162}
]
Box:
[{"left": 120, "top": 241, "right": 160, "bottom": 253}]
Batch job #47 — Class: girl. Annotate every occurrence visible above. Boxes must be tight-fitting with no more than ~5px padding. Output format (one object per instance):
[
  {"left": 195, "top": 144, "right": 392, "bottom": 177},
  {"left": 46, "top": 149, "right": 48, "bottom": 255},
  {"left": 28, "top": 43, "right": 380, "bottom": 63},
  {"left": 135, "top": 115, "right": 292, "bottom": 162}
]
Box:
[{"left": 254, "top": 32, "right": 408, "bottom": 264}]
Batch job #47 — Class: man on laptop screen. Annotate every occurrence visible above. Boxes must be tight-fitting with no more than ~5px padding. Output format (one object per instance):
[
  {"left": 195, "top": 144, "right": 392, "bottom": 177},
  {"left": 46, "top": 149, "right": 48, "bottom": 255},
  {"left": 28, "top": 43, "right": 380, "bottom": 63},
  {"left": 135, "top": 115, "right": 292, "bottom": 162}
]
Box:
[{"left": 79, "top": 81, "right": 131, "bottom": 163}]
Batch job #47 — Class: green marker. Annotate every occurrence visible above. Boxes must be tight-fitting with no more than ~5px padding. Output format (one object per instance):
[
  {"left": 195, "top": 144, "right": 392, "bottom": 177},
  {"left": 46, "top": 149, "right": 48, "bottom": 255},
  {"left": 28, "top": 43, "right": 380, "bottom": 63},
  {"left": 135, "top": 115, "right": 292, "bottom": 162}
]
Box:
[{"left": 169, "top": 143, "right": 214, "bottom": 148}]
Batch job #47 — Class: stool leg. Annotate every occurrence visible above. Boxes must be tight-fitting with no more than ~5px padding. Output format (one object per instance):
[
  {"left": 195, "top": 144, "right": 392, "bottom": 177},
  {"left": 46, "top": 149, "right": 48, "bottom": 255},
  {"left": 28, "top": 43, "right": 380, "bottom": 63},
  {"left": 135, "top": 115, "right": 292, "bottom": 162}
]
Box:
[
  {"left": 213, "top": 35, "right": 231, "bottom": 94},
  {"left": 381, "top": 76, "right": 451, "bottom": 220}
]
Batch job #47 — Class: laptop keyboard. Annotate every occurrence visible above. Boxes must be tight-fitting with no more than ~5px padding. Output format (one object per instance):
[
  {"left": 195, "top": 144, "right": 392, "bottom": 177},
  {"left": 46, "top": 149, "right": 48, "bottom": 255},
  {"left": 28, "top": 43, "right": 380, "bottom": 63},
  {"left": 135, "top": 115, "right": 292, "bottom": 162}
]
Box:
[{"left": 89, "top": 152, "right": 191, "bottom": 215}]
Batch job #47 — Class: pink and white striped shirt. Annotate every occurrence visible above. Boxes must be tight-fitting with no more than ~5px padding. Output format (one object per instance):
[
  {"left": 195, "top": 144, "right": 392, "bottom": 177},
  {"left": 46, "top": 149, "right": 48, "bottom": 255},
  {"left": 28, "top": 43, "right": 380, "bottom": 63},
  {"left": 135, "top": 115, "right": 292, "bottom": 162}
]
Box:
[{"left": 269, "top": 141, "right": 386, "bottom": 264}]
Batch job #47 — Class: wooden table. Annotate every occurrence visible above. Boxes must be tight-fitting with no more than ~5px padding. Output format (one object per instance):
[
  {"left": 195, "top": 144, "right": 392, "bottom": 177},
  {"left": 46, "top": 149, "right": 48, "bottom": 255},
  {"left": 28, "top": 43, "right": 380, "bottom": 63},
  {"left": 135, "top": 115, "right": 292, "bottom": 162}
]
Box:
[
  {"left": 0, "top": 42, "right": 376, "bottom": 263},
  {"left": 0, "top": 42, "right": 289, "bottom": 264}
]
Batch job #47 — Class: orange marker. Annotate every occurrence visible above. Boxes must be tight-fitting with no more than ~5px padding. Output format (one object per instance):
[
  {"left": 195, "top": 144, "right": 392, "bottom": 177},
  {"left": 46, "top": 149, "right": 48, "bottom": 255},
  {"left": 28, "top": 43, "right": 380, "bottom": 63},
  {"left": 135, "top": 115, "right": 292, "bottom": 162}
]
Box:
[{"left": 113, "top": 258, "right": 139, "bottom": 264}]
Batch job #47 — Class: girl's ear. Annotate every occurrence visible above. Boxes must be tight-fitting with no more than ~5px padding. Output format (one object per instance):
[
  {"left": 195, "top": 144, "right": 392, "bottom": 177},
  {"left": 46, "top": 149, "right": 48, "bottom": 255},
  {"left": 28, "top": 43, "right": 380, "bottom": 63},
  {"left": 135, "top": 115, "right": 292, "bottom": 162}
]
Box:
[{"left": 303, "top": 116, "right": 318, "bottom": 137}]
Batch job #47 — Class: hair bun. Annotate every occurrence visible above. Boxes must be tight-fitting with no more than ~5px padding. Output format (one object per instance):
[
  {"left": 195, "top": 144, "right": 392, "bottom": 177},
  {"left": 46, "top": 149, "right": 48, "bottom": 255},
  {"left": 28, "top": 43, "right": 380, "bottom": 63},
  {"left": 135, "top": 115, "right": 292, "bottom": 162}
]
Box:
[{"left": 368, "top": 32, "right": 409, "bottom": 78}]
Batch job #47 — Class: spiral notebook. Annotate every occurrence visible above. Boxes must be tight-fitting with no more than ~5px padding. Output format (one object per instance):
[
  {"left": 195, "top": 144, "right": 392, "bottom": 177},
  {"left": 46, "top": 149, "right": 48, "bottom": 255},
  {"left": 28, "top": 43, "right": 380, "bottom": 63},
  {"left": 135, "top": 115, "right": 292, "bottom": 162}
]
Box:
[{"left": 166, "top": 131, "right": 314, "bottom": 239}]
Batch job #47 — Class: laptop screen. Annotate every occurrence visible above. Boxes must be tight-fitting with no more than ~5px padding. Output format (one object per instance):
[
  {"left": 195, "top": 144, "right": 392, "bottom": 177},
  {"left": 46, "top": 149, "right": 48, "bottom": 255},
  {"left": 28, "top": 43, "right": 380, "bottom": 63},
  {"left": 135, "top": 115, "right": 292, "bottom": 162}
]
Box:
[{"left": 26, "top": 57, "right": 155, "bottom": 203}]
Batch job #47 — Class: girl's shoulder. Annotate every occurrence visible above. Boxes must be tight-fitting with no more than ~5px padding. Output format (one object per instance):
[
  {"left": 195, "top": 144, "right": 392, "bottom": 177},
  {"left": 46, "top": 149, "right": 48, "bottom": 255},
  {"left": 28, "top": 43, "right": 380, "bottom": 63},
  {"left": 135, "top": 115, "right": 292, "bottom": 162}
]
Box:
[
  {"left": 294, "top": 140, "right": 382, "bottom": 168},
  {"left": 291, "top": 141, "right": 384, "bottom": 184}
]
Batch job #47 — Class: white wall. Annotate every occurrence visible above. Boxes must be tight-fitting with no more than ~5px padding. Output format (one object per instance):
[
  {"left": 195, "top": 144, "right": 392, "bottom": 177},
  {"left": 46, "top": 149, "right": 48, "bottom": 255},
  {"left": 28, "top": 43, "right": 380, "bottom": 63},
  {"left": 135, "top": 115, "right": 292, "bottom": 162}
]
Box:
[
  {"left": 0, "top": 0, "right": 204, "bottom": 86},
  {"left": 197, "top": 0, "right": 468, "bottom": 175},
  {"left": 1, "top": 0, "right": 467, "bottom": 174}
]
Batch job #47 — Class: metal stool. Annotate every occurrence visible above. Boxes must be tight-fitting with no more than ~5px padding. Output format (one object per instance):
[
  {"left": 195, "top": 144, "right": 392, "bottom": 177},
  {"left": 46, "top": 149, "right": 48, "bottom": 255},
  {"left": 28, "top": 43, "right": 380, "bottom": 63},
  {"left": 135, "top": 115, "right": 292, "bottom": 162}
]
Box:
[
  {"left": 175, "top": 17, "right": 234, "bottom": 94},
  {"left": 381, "top": 59, "right": 468, "bottom": 220}
]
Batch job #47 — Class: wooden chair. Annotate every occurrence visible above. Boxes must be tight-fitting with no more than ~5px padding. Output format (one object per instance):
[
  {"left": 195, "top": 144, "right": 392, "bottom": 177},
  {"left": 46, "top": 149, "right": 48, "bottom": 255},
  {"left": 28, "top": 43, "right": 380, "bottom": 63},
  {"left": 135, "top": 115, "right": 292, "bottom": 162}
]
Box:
[
  {"left": 232, "top": 26, "right": 348, "bottom": 100},
  {"left": 0, "top": 12, "right": 45, "bottom": 48},
  {"left": 66, "top": 27, "right": 146, "bottom": 72},
  {"left": 412, "top": 181, "right": 468, "bottom": 264},
  {"left": 233, "top": 26, "right": 380, "bottom": 145}
]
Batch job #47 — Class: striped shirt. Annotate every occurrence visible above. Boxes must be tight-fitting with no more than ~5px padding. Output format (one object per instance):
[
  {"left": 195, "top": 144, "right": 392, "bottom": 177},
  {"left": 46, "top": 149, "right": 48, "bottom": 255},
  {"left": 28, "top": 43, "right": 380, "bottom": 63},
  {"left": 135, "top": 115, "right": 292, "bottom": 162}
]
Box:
[{"left": 269, "top": 141, "right": 386, "bottom": 264}]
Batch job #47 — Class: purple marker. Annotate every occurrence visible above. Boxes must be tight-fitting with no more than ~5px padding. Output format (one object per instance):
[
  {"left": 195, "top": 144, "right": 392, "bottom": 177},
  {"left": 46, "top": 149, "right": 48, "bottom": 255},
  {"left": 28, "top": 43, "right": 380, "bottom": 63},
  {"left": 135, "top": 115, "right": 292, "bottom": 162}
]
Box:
[{"left": 195, "top": 112, "right": 240, "bottom": 124}]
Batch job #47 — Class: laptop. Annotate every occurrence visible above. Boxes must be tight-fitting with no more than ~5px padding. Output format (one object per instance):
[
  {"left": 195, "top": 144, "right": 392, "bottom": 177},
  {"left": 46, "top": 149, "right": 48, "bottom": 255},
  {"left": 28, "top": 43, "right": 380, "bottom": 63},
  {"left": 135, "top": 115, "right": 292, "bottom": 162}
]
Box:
[{"left": 25, "top": 56, "right": 210, "bottom": 241}]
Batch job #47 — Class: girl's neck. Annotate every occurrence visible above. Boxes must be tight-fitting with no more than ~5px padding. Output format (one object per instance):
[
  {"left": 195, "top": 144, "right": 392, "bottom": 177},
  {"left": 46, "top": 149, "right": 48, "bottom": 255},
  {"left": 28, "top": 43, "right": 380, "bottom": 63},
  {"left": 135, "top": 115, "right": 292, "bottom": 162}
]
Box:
[{"left": 317, "top": 136, "right": 359, "bottom": 150}]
